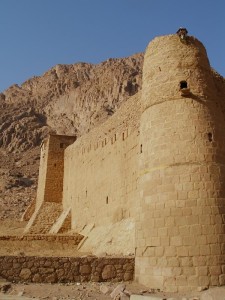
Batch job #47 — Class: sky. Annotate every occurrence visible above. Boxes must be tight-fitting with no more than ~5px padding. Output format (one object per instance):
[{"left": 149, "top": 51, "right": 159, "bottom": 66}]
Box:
[{"left": 0, "top": 0, "right": 225, "bottom": 93}]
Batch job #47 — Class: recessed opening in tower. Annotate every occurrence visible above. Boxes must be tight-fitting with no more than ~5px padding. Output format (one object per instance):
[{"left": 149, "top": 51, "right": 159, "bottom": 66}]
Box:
[
  {"left": 106, "top": 196, "right": 109, "bottom": 204},
  {"left": 208, "top": 132, "right": 213, "bottom": 142},
  {"left": 140, "top": 144, "right": 143, "bottom": 153},
  {"left": 180, "top": 81, "right": 188, "bottom": 89}
]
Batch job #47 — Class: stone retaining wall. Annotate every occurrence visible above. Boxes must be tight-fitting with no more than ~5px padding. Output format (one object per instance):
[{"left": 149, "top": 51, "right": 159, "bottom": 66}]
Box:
[{"left": 0, "top": 256, "right": 134, "bottom": 283}]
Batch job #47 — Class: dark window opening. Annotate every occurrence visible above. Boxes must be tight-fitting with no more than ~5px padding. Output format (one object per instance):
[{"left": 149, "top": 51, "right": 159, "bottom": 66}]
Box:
[
  {"left": 140, "top": 144, "right": 143, "bottom": 154},
  {"left": 208, "top": 132, "right": 213, "bottom": 142},
  {"left": 106, "top": 196, "right": 109, "bottom": 204},
  {"left": 60, "top": 143, "right": 64, "bottom": 148},
  {"left": 180, "top": 81, "right": 188, "bottom": 89},
  {"left": 86, "top": 190, "right": 87, "bottom": 197},
  {"left": 54, "top": 163, "right": 57, "bottom": 167}
]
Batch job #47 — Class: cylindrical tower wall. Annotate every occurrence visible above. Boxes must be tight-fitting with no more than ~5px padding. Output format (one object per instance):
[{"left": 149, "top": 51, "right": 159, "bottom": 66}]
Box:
[{"left": 137, "top": 35, "right": 225, "bottom": 292}]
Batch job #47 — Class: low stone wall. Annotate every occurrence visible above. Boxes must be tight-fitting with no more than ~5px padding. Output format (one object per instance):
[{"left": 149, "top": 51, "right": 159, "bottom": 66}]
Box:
[{"left": 0, "top": 255, "right": 134, "bottom": 283}]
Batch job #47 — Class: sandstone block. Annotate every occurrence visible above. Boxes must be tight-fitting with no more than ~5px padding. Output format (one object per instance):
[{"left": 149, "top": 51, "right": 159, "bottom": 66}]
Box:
[
  {"left": 19, "top": 268, "right": 31, "bottom": 280},
  {"left": 199, "top": 275, "right": 210, "bottom": 287},
  {"left": 110, "top": 283, "right": 126, "bottom": 299},
  {"left": 123, "top": 272, "right": 133, "bottom": 281},
  {"left": 32, "top": 273, "right": 42, "bottom": 283},
  {"left": 200, "top": 287, "right": 225, "bottom": 300},
  {"left": 102, "top": 265, "right": 116, "bottom": 280},
  {"left": 79, "top": 264, "right": 91, "bottom": 275},
  {"left": 100, "top": 284, "right": 111, "bottom": 294},
  {"left": 45, "top": 274, "right": 57, "bottom": 283}
]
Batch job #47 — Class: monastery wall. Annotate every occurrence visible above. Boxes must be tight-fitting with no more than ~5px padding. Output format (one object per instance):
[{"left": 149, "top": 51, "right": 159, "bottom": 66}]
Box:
[
  {"left": 25, "top": 32, "right": 225, "bottom": 292},
  {"left": 62, "top": 93, "right": 142, "bottom": 253}
]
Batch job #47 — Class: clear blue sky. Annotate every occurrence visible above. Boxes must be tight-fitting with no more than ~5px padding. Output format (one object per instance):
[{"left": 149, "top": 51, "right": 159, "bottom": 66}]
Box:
[{"left": 0, "top": 0, "right": 224, "bottom": 93}]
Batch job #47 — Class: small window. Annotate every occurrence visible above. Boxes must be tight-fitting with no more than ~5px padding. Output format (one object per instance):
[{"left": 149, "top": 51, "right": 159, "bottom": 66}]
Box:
[
  {"left": 106, "top": 196, "right": 109, "bottom": 204},
  {"left": 140, "top": 144, "right": 143, "bottom": 154},
  {"left": 180, "top": 81, "right": 188, "bottom": 89},
  {"left": 208, "top": 132, "right": 213, "bottom": 142}
]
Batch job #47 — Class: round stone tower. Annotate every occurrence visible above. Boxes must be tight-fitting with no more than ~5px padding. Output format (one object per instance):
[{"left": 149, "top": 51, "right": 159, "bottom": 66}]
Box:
[{"left": 137, "top": 34, "right": 225, "bottom": 292}]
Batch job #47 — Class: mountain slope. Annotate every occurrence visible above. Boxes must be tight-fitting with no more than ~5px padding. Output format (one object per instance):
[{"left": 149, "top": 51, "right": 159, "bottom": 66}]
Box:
[{"left": 0, "top": 53, "right": 144, "bottom": 220}]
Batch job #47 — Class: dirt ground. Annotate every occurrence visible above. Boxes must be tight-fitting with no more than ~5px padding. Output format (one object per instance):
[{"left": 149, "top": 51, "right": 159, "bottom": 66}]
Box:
[
  {"left": 0, "top": 279, "right": 204, "bottom": 300},
  {"left": 0, "top": 279, "right": 178, "bottom": 300},
  {"left": 0, "top": 280, "right": 135, "bottom": 300}
]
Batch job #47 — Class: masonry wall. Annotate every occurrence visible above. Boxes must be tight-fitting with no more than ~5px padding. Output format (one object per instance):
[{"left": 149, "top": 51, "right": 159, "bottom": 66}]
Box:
[
  {"left": 64, "top": 130, "right": 138, "bottom": 231},
  {"left": 62, "top": 93, "right": 141, "bottom": 235},
  {"left": 0, "top": 255, "right": 134, "bottom": 283},
  {"left": 36, "top": 135, "right": 76, "bottom": 208},
  {"left": 137, "top": 35, "right": 225, "bottom": 292}
]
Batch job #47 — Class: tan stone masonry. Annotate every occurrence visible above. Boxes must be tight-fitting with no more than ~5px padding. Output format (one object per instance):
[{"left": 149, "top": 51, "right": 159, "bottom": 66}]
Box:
[
  {"left": 26, "top": 34, "right": 225, "bottom": 292},
  {"left": 137, "top": 35, "right": 225, "bottom": 292}
]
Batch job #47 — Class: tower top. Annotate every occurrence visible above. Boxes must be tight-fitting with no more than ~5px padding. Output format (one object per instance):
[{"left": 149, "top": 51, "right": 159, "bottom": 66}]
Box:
[{"left": 142, "top": 33, "right": 215, "bottom": 109}]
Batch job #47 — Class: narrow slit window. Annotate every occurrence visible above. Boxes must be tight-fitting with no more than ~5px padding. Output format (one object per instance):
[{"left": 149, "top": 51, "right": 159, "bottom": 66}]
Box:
[
  {"left": 180, "top": 81, "right": 188, "bottom": 89},
  {"left": 106, "top": 196, "right": 109, "bottom": 204},
  {"left": 140, "top": 144, "right": 143, "bottom": 153},
  {"left": 208, "top": 132, "right": 213, "bottom": 142}
]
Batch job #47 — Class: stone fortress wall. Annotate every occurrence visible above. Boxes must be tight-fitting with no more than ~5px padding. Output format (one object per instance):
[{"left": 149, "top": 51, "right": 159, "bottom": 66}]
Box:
[
  {"left": 26, "top": 33, "right": 225, "bottom": 292},
  {"left": 63, "top": 91, "right": 141, "bottom": 231}
]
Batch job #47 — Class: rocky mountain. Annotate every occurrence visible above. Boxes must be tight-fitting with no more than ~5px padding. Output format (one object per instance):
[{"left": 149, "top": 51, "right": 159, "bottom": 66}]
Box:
[{"left": 0, "top": 53, "right": 144, "bottom": 220}]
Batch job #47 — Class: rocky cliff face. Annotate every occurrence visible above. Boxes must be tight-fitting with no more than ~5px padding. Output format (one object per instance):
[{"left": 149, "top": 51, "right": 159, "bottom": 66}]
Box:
[{"left": 0, "top": 53, "right": 144, "bottom": 220}]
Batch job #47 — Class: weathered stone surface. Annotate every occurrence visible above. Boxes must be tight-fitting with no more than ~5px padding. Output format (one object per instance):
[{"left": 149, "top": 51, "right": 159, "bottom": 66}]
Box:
[
  {"left": 32, "top": 273, "right": 42, "bottom": 283},
  {"left": 19, "top": 268, "right": 31, "bottom": 280},
  {"left": 110, "top": 283, "right": 126, "bottom": 299},
  {"left": 80, "top": 264, "right": 92, "bottom": 275},
  {"left": 100, "top": 284, "right": 110, "bottom": 294},
  {"left": 0, "top": 283, "right": 11, "bottom": 293},
  {"left": 119, "top": 291, "right": 130, "bottom": 300},
  {"left": 123, "top": 272, "right": 133, "bottom": 281},
  {"left": 102, "top": 265, "right": 116, "bottom": 280},
  {"left": 200, "top": 287, "right": 225, "bottom": 300}
]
